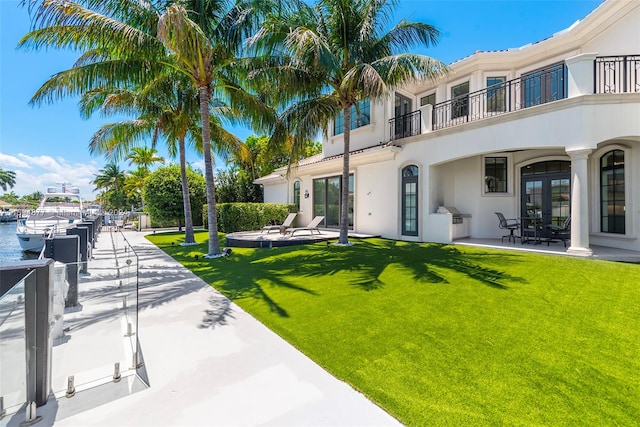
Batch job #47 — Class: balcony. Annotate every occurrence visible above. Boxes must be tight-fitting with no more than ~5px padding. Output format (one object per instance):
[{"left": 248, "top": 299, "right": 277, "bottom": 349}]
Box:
[
  {"left": 389, "top": 110, "right": 421, "bottom": 141},
  {"left": 387, "top": 54, "right": 639, "bottom": 140},
  {"left": 433, "top": 63, "right": 566, "bottom": 131}
]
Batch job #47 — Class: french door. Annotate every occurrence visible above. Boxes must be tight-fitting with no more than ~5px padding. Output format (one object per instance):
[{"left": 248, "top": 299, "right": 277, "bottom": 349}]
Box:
[{"left": 521, "top": 161, "right": 571, "bottom": 239}]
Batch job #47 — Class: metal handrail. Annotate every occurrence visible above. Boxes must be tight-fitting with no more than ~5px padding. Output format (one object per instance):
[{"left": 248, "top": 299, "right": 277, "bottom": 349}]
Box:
[
  {"left": 594, "top": 55, "right": 640, "bottom": 94},
  {"left": 389, "top": 110, "right": 421, "bottom": 141},
  {"left": 432, "top": 63, "right": 566, "bottom": 130}
]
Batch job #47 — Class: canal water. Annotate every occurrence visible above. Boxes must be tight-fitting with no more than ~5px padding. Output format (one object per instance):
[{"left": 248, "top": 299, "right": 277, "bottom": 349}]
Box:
[{"left": 0, "top": 222, "right": 38, "bottom": 262}]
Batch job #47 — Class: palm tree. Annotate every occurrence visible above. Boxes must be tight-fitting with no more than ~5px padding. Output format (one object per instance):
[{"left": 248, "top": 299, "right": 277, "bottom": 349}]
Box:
[
  {"left": 0, "top": 168, "right": 16, "bottom": 191},
  {"left": 123, "top": 166, "right": 149, "bottom": 210},
  {"left": 21, "top": 0, "right": 273, "bottom": 256},
  {"left": 84, "top": 73, "right": 244, "bottom": 245},
  {"left": 157, "top": 1, "right": 274, "bottom": 257},
  {"left": 92, "top": 163, "right": 127, "bottom": 211},
  {"left": 127, "top": 146, "right": 165, "bottom": 172},
  {"left": 252, "top": 0, "right": 447, "bottom": 244}
]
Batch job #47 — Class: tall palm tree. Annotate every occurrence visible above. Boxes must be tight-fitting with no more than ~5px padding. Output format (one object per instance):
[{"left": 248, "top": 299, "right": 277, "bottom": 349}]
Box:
[
  {"left": 157, "top": 1, "right": 274, "bottom": 257},
  {"left": 21, "top": 0, "right": 273, "bottom": 256},
  {"left": 84, "top": 73, "right": 245, "bottom": 245},
  {"left": 0, "top": 168, "right": 17, "bottom": 191},
  {"left": 252, "top": 0, "right": 447, "bottom": 244}
]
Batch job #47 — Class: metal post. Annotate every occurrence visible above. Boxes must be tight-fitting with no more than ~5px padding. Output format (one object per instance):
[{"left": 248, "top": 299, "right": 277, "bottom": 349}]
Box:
[{"left": 6, "top": 259, "right": 55, "bottom": 408}]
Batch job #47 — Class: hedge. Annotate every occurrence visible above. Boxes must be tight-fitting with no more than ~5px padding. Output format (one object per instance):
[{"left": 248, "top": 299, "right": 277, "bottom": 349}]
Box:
[{"left": 202, "top": 203, "right": 297, "bottom": 232}]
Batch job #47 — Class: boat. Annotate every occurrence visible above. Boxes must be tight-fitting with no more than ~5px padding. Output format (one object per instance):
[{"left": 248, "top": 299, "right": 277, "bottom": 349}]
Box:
[
  {"left": 16, "top": 186, "right": 85, "bottom": 253},
  {"left": 1, "top": 209, "right": 18, "bottom": 222}
]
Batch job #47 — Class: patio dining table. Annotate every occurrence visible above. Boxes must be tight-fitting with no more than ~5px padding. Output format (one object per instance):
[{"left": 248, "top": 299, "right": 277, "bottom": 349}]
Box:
[{"left": 519, "top": 216, "right": 544, "bottom": 244}]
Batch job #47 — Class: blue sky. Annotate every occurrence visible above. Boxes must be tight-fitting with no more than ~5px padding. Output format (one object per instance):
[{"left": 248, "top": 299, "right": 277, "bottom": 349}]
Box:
[{"left": 0, "top": 0, "right": 602, "bottom": 199}]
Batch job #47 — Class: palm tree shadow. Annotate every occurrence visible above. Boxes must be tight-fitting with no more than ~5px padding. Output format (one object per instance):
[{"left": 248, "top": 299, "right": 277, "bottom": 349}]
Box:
[
  {"left": 199, "top": 295, "right": 235, "bottom": 329},
  {"left": 158, "top": 237, "right": 528, "bottom": 318}
]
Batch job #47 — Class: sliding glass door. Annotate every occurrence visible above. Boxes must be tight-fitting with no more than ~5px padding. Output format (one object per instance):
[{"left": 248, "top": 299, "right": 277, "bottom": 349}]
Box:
[{"left": 313, "top": 174, "right": 354, "bottom": 229}]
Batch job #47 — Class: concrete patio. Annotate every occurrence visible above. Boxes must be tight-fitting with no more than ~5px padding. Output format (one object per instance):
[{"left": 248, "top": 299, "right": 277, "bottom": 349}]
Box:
[{"left": 453, "top": 237, "right": 640, "bottom": 263}]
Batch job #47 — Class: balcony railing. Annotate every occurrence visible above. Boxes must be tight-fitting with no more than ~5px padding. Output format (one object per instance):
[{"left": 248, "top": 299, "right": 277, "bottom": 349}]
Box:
[
  {"left": 384, "top": 55, "right": 637, "bottom": 138},
  {"left": 595, "top": 55, "right": 640, "bottom": 94},
  {"left": 389, "top": 110, "right": 421, "bottom": 141},
  {"left": 432, "top": 63, "right": 566, "bottom": 130}
]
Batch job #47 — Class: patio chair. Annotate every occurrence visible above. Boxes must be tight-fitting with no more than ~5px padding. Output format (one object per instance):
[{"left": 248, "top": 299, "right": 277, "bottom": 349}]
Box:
[
  {"left": 545, "top": 216, "right": 571, "bottom": 247},
  {"left": 495, "top": 212, "right": 520, "bottom": 243},
  {"left": 284, "top": 216, "right": 325, "bottom": 237},
  {"left": 261, "top": 212, "right": 297, "bottom": 234}
]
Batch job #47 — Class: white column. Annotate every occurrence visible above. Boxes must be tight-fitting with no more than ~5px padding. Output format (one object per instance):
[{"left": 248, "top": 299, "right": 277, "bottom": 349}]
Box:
[
  {"left": 565, "top": 53, "right": 598, "bottom": 97},
  {"left": 419, "top": 104, "right": 433, "bottom": 135},
  {"left": 566, "top": 148, "right": 593, "bottom": 256}
]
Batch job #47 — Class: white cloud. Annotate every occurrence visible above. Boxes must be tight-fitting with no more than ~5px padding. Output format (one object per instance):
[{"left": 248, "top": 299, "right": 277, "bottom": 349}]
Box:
[
  {"left": 190, "top": 160, "right": 205, "bottom": 173},
  {"left": 4, "top": 156, "right": 100, "bottom": 200},
  {"left": 0, "top": 152, "right": 31, "bottom": 169},
  {"left": 17, "top": 154, "right": 66, "bottom": 172}
]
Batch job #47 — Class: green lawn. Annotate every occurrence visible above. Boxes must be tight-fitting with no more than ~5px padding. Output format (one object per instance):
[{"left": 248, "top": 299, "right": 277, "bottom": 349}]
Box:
[{"left": 147, "top": 231, "right": 640, "bottom": 426}]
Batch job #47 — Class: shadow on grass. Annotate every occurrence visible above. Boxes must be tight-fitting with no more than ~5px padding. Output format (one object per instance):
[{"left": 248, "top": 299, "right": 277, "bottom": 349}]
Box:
[{"left": 150, "top": 233, "right": 527, "bottom": 318}]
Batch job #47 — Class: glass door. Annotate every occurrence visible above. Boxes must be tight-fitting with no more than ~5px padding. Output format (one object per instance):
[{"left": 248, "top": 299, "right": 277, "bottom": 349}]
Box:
[
  {"left": 326, "top": 177, "right": 341, "bottom": 228},
  {"left": 394, "top": 93, "right": 413, "bottom": 139},
  {"left": 522, "top": 178, "right": 543, "bottom": 241},
  {"left": 313, "top": 175, "right": 354, "bottom": 229},
  {"left": 521, "top": 161, "right": 571, "bottom": 240}
]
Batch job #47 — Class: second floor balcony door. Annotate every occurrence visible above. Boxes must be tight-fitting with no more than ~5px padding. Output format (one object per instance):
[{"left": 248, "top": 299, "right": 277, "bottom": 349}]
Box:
[{"left": 394, "top": 94, "right": 413, "bottom": 139}]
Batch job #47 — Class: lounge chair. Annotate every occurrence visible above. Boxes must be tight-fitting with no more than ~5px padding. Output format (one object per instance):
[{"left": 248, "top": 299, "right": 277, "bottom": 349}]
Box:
[
  {"left": 261, "top": 212, "right": 297, "bottom": 234},
  {"left": 284, "top": 216, "right": 325, "bottom": 237}
]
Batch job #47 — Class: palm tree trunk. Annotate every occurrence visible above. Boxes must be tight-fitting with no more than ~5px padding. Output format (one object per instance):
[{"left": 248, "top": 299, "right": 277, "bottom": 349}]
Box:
[
  {"left": 199, "top": 85, "right": 221, "bottom": 256},
  {"left": 339, "top": 105, "right": 351, "bottom": 245},
  {"left": 179, "top": 136, "right": 195, "bottom": 244}
]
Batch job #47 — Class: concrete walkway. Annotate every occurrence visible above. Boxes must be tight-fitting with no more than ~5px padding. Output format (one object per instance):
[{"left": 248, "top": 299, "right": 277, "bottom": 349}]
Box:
[{"left": 34, "top": 230, "right": 399, "bottom": 426}]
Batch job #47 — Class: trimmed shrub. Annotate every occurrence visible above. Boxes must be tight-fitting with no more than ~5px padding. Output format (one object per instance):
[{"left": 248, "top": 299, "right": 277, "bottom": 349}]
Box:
[{"left": 203, "top": 203, "right": 297, "bottom": 232}]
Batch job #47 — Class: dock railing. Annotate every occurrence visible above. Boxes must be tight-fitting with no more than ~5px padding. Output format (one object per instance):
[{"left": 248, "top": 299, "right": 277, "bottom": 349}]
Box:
[{"left": 0, "top": 227, "right": 141, "bottom": 425}]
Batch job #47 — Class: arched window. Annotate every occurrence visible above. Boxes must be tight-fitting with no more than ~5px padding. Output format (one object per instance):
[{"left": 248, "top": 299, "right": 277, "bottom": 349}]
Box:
[
  {"left": 293, "top": 181, "right": 301, "bottom": 211},
  {"left": 402, "top": 165, "right": 419, "bottom": 236},
  {"left": 600, "top": 150, "right": 625, "bottom": 234}
]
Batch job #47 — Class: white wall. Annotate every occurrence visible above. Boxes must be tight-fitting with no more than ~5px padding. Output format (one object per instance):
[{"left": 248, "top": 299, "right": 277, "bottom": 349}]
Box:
[
  {"left": 584, "top": 6, "right": 640, "bottom": 54},
  {"left": 354, "top": 160, "right": 398, "bottom": 237},
  {"left": 263, "top": 182, "right": 288, "bottom": 207}
]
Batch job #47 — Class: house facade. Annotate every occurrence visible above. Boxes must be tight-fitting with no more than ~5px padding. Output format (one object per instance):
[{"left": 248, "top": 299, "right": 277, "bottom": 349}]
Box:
[{"left": 255, "top": 0, "right": 640, "bottom": 255}]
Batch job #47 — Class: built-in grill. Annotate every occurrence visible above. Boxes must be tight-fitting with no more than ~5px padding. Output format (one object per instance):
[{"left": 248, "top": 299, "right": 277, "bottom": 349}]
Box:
[
  {"left": 436, "top": 206, "right": 471, "bottom": 239},
  {"left": 437, "top": 206, "right": 464, "bottom": 224}
]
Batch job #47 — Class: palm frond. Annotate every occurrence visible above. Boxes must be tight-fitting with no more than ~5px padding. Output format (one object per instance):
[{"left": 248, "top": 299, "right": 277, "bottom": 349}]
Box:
[{"left": 88, "top": 119, "right": 155, "bottom": 161}]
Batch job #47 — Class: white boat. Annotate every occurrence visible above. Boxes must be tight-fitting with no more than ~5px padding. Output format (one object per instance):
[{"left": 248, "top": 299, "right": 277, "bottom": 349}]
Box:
[{"left": 16, "top": 186, "right": 85, "bottom": 253}]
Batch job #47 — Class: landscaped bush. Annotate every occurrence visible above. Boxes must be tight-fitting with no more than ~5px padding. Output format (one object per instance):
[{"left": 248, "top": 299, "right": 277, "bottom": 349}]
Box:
[{"left": 202, "top": 203, "right": 297, "bottom": 232}]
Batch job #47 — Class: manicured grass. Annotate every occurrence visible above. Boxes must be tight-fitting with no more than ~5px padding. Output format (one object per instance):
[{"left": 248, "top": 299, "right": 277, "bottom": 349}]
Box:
[{"left": 147, "top": 231, "right": 640, "bottom": 426}]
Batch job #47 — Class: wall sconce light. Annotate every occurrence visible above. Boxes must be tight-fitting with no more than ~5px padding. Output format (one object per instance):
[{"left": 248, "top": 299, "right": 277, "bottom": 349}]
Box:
[{"left": 304, "top": 190, "right": 309, "bottom": 198}]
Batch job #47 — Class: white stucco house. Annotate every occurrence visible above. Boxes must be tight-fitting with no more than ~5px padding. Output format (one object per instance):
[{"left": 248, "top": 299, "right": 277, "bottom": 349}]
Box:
[{"left": 255, "top": 0, "right": 640, "bottom": 256}]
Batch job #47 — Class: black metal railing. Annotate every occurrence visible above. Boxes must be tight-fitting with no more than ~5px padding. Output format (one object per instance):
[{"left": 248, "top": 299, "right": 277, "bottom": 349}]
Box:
[
  {"left": 389, "top": 110, "right": 421, "bottom": 141},
  {"left": 595, "top": 55, "right": 640, "bottom": 94},
  {"left": 432, "top": 63, "right": 566, "bottom": 130}
]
